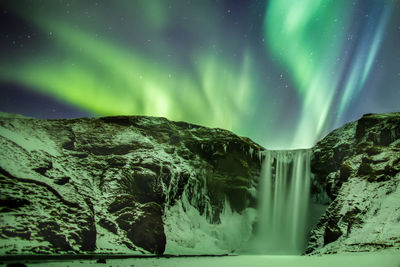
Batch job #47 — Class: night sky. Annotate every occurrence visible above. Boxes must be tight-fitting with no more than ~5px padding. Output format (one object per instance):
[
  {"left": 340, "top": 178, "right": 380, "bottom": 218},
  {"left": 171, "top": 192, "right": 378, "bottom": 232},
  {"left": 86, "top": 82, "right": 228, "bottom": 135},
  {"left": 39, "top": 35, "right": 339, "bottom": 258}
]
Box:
[{"left": 0, "top": 0, "right": 399, "bottom": 149}]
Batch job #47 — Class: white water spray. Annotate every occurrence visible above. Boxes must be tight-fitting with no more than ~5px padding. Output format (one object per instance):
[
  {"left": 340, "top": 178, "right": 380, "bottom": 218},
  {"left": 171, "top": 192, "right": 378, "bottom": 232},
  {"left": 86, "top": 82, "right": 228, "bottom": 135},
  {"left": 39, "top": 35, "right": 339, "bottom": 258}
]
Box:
[{"left": 252, "top": 149, "right": 311, "bottom": 254}]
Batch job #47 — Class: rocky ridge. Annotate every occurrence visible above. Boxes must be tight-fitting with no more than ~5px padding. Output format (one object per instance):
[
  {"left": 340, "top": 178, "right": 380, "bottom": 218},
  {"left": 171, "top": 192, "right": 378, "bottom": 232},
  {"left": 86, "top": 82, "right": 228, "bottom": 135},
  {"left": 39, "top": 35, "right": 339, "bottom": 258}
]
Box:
[
  {"left": 308, "top": 112, "right": 400, "bottom": 254},
  {"left": 0, "top": 111, "right": 399, "bottom": 256},
  {"left": 0, "top": 114, "right": 263, "bottom": 255}
]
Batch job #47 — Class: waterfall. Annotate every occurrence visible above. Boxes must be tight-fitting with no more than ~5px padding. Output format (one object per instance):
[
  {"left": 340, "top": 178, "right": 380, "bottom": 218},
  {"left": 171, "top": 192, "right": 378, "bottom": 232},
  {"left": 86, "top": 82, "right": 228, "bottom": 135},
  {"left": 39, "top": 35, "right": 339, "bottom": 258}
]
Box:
[
  {"left": 252, "top": 149, "right": 311, "bottom": 254},
  {"left": 163, "top": 148, "right": 312, "bottom": 255}
]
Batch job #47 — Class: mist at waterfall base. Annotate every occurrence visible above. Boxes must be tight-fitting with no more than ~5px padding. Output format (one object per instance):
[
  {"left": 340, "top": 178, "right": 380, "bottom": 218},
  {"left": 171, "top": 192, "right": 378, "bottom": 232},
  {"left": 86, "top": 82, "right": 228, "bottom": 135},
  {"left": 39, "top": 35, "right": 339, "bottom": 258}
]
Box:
[{"left": 1, "top": 0, "right": 400, "bottom": 149}]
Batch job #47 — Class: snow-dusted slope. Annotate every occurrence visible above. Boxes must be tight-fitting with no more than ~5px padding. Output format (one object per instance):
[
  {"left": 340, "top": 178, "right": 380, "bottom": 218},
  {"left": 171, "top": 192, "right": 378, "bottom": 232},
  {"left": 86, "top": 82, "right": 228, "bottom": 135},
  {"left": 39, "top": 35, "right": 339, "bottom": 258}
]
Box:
[
  {"left": 308, "top": 112, "right": 400, "bottom": 254},
  {"left": 0, "top": 114, "right": 264, "bottom": 255}
]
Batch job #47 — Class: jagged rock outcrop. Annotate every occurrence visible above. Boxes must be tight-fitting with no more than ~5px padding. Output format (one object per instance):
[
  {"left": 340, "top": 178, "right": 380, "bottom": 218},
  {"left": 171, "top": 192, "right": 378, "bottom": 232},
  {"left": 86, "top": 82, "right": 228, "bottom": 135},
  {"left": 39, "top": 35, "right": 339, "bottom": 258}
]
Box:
[
  {"left": 0, "top": 113, "right": 263, "bottom": 255},
  {"left": 307, "top": 112, "right": 400, "bottom": 254}
]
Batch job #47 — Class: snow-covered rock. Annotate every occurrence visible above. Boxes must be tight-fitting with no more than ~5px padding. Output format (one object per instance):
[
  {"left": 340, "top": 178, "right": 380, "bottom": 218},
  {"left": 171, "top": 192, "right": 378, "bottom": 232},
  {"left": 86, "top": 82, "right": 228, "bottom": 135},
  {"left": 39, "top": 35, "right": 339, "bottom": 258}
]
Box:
[
  {"left": 1, "top": 111, "right": 399, "bottom": 256},
  {"left": 0, "top": 114, "right": 264, "bottom": 255},
  {"left": 307, "top": 112, "right": 400, "bottom": 254}
]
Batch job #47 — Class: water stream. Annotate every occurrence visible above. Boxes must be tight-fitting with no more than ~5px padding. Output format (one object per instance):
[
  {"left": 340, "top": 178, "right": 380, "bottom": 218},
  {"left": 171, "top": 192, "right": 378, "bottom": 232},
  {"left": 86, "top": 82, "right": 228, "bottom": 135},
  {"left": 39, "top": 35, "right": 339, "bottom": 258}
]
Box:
[
  {"left": 164, "top": 149, "right": 313, "bottom": 255},
  {"left": 251, "top": 149, "right": 311, "bottom": 254}
]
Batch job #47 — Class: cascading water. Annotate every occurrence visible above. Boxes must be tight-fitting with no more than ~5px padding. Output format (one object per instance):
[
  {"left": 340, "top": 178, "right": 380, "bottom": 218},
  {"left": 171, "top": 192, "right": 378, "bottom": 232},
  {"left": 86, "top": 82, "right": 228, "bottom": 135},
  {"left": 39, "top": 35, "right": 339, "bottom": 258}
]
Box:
[
  {"left": 162, "top": 148, "right": 312, "bottom": 255},
  {"left": 250, "top": 149, "right": 311, "bottom": 254}
]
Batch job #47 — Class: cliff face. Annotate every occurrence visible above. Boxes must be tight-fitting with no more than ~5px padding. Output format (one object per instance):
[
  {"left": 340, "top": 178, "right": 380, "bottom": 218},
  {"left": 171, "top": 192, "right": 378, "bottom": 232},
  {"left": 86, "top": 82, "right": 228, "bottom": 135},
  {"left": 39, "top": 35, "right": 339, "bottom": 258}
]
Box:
[
  {"left": 0, "top": 114, "right": 263, "bottom": 255},
  {"left": 308, "top": 112, "right": 400, "bottom": 254},
  {"left": 1, "top": 111, "right": 399, "bottom": 256}
]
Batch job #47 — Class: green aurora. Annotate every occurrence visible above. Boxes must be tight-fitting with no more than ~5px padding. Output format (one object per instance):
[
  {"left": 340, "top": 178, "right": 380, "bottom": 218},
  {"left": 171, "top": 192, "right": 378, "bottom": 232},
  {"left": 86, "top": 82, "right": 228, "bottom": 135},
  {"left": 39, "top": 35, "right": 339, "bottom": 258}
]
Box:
[
  {"left": 0, "top": 0, "right": 398, "bottom": 148},
  {"left": 264, "top": 0, "right": 393, "bottom": 148}
]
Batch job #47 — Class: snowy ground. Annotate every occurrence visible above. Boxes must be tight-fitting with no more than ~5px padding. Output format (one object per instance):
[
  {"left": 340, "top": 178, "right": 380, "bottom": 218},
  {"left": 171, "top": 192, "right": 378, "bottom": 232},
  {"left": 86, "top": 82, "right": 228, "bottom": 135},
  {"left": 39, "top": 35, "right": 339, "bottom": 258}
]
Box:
[{"left": 2, "top": 252, "right": 399, "bottom": 267}]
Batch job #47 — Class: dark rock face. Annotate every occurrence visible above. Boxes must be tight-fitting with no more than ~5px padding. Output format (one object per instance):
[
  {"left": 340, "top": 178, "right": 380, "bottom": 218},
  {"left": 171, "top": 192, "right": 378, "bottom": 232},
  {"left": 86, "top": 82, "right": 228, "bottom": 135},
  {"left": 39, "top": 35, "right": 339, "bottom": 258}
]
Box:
[
  {"left": 308, "top": 112, "right": 400, "bottom": 254},
  {"left": 0, "top": 113, "right": 263, "bottom": 255}
]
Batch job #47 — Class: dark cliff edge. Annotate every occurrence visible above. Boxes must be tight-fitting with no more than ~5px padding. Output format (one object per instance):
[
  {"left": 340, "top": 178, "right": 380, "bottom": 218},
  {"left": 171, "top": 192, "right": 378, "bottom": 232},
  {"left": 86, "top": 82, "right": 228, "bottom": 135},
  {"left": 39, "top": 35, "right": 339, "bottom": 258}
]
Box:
[
  {"left": 0, "top": 113, "right": 264, "bottom": 255},
  {"left": 307, "top": 112, "right": 400, "bottom": 254}
]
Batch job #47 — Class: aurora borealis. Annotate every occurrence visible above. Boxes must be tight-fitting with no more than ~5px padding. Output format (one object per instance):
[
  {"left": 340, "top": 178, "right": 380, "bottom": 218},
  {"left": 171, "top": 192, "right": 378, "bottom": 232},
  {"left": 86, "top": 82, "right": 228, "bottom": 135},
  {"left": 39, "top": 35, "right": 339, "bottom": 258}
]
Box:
[{"left": 0, "top": 0, "right": 399, "bottom": 149}]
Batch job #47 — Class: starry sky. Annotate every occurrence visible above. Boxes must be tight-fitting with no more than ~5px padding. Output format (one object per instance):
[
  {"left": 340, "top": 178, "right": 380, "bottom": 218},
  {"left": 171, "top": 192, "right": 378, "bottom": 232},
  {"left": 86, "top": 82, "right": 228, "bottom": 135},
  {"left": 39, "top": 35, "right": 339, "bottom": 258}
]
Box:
[{"left": 0, "top": 0, "right": 399, "bottom": 149}]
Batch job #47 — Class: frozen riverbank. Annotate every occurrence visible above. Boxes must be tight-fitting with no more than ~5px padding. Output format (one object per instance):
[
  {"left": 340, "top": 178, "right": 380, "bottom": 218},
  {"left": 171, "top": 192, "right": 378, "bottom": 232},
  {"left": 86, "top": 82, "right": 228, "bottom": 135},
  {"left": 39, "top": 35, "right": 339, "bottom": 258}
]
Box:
[{"left": 2, "top": 252, "right": 399, "bottom": 267}]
